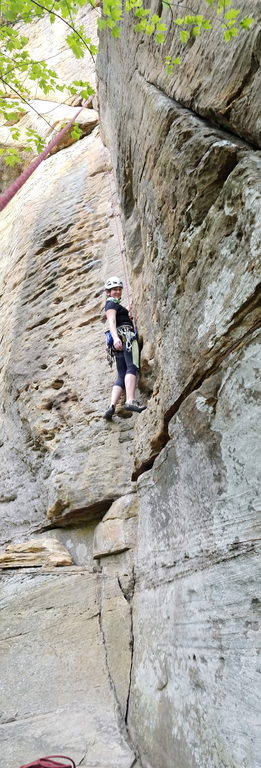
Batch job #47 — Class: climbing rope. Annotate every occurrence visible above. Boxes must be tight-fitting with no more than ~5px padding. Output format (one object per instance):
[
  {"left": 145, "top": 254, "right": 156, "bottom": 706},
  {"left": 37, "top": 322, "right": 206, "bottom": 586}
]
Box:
[
  {"left": 18, "top": 756, "right": 76, "bottom": 768},
  {"left": 105, "top": 156, "right": 135, "bottom": 326},
  {"left": 0, "top": 103, "right": 88, "bottom": 213}
]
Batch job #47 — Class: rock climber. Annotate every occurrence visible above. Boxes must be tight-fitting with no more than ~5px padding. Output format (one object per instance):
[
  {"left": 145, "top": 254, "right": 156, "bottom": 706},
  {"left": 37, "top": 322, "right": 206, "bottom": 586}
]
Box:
[{"left": 103, "top": 275, "right": 147, "bottom": 420}]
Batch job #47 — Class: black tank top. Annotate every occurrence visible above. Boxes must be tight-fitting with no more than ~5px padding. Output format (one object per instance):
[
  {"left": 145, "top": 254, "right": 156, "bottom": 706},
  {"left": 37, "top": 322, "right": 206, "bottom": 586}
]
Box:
[{"left": 105, "top": 299, "right": 134, "bottom": 330}]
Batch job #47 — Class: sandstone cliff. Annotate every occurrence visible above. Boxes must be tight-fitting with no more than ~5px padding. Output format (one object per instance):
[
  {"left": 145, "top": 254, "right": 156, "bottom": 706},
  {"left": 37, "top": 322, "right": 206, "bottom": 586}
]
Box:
[
  {"left": 0, "top": 2, "right": 260, "bottom": 768},
  {"left": 97, "top": 3, "right": 261, "bottom": 766}
]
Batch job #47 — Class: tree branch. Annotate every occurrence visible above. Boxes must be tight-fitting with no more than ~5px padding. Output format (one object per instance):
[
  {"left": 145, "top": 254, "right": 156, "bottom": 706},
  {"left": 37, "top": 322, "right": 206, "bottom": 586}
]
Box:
[
  {"left": 28, "top": 0, "right": 96, "bottom": 62},
  {"left": 0, "top": 76, "right": 59, "bottom": 132}
]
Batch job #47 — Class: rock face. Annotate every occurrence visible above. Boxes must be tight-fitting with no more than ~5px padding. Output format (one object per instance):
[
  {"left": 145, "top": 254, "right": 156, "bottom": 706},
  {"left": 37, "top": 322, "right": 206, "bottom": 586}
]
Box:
[
  {"left": 0, "top": 130, "right": 136, "bottom": 544},
  {"left": 129, "top": 344, "right": 260, "bottom": 768},
  {"left": 0, "top": 537, "right": 73, "bottom": 567},
  {"left": 0, "top": 3, "right": 260, "bottom": 768},
  {"left": 0, "top": 10, "right": 139, "bottom": 768},
  {"left": 98, "top": 0, "right": 261, "bottom": 149},
  {"left": 96, "top": 3, "right": 261, "bottom": 767},
  {"left": 0, "top": 125, "right": 139, "bottom": 767},
  {"left": 0, "top": 567, "right": 135, "bottom": 768}
]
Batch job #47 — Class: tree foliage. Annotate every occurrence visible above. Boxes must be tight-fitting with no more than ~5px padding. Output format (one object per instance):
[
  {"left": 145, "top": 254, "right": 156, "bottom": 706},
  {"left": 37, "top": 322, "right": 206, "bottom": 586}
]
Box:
[{"left": 0, "top": 0, "right": 255, "bottom": 164}]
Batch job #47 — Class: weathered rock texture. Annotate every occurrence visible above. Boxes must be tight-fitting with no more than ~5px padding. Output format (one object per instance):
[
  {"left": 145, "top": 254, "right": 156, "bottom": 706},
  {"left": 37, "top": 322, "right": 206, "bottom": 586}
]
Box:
[
  {"left": 0, "top": 536, "right": 73, "bottom": 568},
  {"left": 93, "top": 493, "right": 138, "bottom": 558},
  {"left": 0, "top": 127, "right": 139, "bottom": 765},
  {"left": 96, "top": 3, "right": 261, "bottom": 767},
  {"left": 99, "top": 0, "right": 261, "bottom": 149},
  {"left": 0, "top": 129, "right": 136, "bottom": 543},
  {"left": 0, "top": 9, "right": 139, "bottom": 768},
  {"left": 0, "top": 567, "right": 135, "bottom": 768},
  {"left": 0, "top": 3, "right": 260, "bottom": 768}
]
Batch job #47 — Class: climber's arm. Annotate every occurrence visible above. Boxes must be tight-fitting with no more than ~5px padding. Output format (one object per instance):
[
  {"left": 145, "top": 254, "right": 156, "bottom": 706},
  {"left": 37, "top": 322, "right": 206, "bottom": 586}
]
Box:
[{"left": 106, "top": 308, "right": 122, "bottom": 350}]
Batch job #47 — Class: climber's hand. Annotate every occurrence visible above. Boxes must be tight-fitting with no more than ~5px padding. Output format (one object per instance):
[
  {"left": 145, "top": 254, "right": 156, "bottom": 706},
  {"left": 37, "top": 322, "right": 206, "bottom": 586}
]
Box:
[{"left": 113, "top": 337, "right": 122, "bottom": 350}]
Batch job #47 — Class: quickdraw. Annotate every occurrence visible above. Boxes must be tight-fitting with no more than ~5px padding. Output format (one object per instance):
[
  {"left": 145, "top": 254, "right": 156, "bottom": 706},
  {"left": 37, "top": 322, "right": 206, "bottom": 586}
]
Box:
[{"left": 117, "top": 325, "right": 137, "bottom": 351}]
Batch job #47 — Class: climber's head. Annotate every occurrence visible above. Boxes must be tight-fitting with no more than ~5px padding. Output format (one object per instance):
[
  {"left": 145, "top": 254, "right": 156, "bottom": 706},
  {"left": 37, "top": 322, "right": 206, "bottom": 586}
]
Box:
[{"left": 104, "top": 275, "right": 123, "bottom": 297}]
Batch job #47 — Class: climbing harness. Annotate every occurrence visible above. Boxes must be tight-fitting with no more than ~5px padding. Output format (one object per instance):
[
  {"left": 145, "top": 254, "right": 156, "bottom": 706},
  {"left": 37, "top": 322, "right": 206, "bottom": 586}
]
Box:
[
  {"left": 117, "top": 325, "right": 137, "bottom": 352},
  {"left": 118, "top": 325, "right": 139, "bottom": 368},
  {"left": 103, "top": 147, "right": 133, "bottom": 321},
  {"left": 17, "top": 756, "right": 76, "bottom": 768},
  {"left": 105, "top": 323, "right": 139, "bottom": 369}
]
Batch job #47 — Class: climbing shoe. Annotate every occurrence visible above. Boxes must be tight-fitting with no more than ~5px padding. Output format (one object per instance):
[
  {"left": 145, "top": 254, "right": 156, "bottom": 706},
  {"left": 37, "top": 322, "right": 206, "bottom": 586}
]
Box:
[
  {"left": 103, "top": 404, "right": 115, "bottom": 420},
  {"left": 123, "top": 401, "right": 146, "bottom": 413}
]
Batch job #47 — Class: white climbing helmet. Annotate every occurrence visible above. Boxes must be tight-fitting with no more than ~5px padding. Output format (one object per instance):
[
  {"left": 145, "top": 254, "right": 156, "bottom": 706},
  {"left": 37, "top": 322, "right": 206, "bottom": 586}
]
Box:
[{"left": 104, "top": 275, "right": 123, "bottom": 290}]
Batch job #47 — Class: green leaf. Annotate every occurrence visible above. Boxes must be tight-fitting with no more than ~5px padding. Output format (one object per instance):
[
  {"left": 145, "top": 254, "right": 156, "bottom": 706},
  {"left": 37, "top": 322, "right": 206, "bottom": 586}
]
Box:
[
  {"left": 126, "top": 0, "right": 142, "bottom": 10},
  {"left": 164, "top": 55, "right": 181, "bottom": 74},
  {"left": 10, "top": 127, "right": 20, "bottom": 140},
  {"left": 5, "top": 147, "right": 21, "bottom": 167},
  {"left": 224, "top": 26, "right": 238, "bottom": 42},
  {"left": 66, "top": 32, "right": 85, "bottom": 58},
  {"left": 97, "top": 17, "right": 107, "bottom": 29},
  {"left": 180, "top": 30, "right": 190, "bottom": 43},
  {"left": 134, "top": 8, "right": 150, "bottom": 18},
  {"left": 217, "top": 0, "right": 232, "bottom": 12},
  {"left": 224, "top": 9, "right": 240, "bottom": 21},
  {"left": 70, "top": 123, "right": 83, "bottom": 140},
  {"left": 111, "top": 26, "right": 121, "bottom": 37},
  {"left": 240, "top": 16, "right": 254, "bottom": 30},
  {"left": 145, "top": 24, "right": 154, "bottom": 35},
  {"left": 134, "top": 20, "right": 146, "bottom": 32},
  {"left": 155, "top": 32, "right": 165, "bottom": 44},
  {"left": 201, "top": 19, "right": 212, "bottom": 30},
  {"left": 184, "top": 15, "right": 196, "bottom": 24}
]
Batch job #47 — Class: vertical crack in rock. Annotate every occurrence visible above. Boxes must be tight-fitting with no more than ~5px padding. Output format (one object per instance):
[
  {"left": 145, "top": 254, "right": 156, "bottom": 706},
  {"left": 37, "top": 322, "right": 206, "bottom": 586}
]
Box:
[
  {"left": 97, "top": 569, "right": 145, "bottom": 768},
  {"left": 117, "top": 570, "right": 135, "bottom": 727},
  {"left": 77, "top": 745, "right": 88, "bottom": 766}
]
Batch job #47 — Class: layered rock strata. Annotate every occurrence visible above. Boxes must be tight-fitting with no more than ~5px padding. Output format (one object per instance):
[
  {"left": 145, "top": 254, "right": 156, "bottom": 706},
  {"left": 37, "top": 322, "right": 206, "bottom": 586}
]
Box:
[
  {"left": 97, "top": 3, "right": 261, "bottom": 767},
  {"left": 0, "top": 566, "right": 136, "bottom": 768},
  {"left": 0, "top": 537, "right": 73, "bottom": 567},
  {"left": 0, "top": 117, "right": 141, "bottom": 764},
  {"left": 0, "top": 3, "right": 260, "bottom": 768},
  {"left": 0, "top": 10, "right": 140, "bottom": 767}
]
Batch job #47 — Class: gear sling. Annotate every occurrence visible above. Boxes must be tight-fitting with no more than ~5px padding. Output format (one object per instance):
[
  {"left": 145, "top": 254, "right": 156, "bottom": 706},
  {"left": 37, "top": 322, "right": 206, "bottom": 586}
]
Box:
[{"left": 105, "top": 325, "right": 139, "bottom": 369}]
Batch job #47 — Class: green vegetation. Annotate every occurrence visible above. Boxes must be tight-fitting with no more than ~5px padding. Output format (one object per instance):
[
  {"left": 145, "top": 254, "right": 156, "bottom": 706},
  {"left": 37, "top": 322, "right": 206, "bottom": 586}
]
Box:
[{"left": 0, "top": 0, "right": 255, "bottom": 164}]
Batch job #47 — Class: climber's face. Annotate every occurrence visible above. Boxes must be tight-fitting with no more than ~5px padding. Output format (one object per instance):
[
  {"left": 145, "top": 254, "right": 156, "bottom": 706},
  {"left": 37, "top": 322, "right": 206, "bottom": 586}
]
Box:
[{"left": 110, "top": 286, "right": 122, "bottom": 299}]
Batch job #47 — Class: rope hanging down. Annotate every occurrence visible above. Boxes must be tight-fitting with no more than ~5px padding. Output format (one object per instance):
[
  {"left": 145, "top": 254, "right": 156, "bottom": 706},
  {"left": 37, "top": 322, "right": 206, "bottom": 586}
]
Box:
[
  {"left": 0, "top": 103, "right": 88, "bottom": 213},
  {"left": 18, "top": 756, "right": 76, "bottom": 768},
  {"left": 105, "top": 159, "right": 133, "bottom": 322}
]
